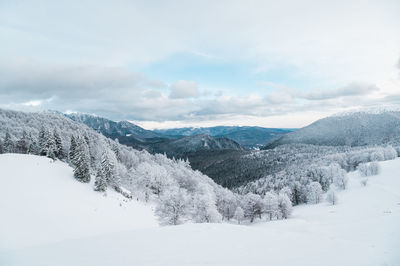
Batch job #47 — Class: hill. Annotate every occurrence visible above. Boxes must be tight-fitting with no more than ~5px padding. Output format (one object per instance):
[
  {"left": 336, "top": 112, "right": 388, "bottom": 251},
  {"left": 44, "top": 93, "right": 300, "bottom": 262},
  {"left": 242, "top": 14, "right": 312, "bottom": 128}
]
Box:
[
  {"left": 266, "top": 108, "right": 400, "bottom": 148},
  {"left": 0, "top": 154, "right": 157, "bottom": 251},
  {"left": 65, "top": 113, "right": 162, "bottom": 140}
]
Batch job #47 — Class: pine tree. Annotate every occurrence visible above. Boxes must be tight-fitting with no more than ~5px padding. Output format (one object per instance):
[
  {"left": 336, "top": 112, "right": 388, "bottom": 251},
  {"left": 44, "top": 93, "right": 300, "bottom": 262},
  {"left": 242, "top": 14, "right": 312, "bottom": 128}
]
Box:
[
  {"left": 69, "top": 135, "right": 77, "bottom": 165},
  {"left": 73, "top": 137, "right": 91, "bottom": 183},
  {"left": 101, "top": 149, "right": 120, "bottom": 189},
  {"left": 16, "top": 130, "right": 29, "bottom": 154},
  {"left": 112, "top": 139, "right": 121, "bottom": 162},
  {"left": 38, "top": 126, "right": 48, "bottom": 156},
  {"left": 3, "top": 131, "right": 14, "bottom": 153},
  {"left": 53, "top": 130, "right": 64, "bottom": 160},
  {"left": 94, "top": 168, "right": 107, "bottom": 192},
  {"left": 46, "top": 130, "right": 57, "bottom": 160}
]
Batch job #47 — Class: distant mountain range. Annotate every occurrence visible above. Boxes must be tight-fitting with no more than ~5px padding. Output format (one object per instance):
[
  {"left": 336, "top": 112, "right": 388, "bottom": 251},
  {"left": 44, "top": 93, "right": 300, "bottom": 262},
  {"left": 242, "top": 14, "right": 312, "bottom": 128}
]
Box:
[
  {"left": 65, "top": 113, "right": 161, "bottom": 140},
  {"left": 65, "top": 114, "right": 245, "bottom": 158},
  {"left": 266, "top": 108, "right": 400, "bottom": 149},
  {"left": 155, "top": 126, "right": 294, "bottom": 149}
]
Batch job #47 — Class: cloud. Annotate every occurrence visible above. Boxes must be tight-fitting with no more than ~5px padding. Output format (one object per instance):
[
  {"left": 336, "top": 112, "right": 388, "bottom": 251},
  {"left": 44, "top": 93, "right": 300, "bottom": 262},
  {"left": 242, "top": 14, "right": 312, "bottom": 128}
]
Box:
[
  {"left": 169, "top": 80, "right": 199, "bottom": 99},
  {"left": 301, "top": 82, "right": 379, "bottom": 100}
]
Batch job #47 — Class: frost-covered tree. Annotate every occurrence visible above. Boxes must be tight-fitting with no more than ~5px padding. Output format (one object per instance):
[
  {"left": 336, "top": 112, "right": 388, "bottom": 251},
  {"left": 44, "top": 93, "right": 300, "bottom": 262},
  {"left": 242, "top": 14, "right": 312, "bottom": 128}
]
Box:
[
  {"left": 326, "top": 187, "right": 338, "bottom": 205},
  {"left": 156, "top": 188, "right": 189, "bottom": 225},
  {"left": 69, "top": 135, "right": 77, "bottom": 164},
  {"left": 383, "top": 146, "right": 397, "bottom": 160},
  {"left": 358, "top": 162, "right": 380, "bottom": 177},
  {"left": 3, "top": 131, "right": 14, "bottom": 153},
  {"left": 53, "top": 130, "right": 65, "bottom": 160},
  {"left": 243, "top": 193, "right": 263, "bottom": 222},
  {"left": 192, "top": 192, "right": 222, "bottom": 223},
  {"left": 101, "top": 149, "right": 120, "bottom": 189},
  {"left": 216, "top": 188, "right": 238, "bottom": 221},
  {"left": 277, "top": 192, "right": 292, "bottom": 219},
  {"left": 15, "top": 130, "right": 29, "bottom": 154},
  {"left": 307, "top": 182, "right": 323, "bottom": 204},
  {"left": 263, "top": 191, "right": 278, "bottom": 221},
  {"left": 234, "top": 206, "right": 244, "bottom": 224},
  {"left": 94, "top": 168, "right": 107, "bottom": 192},
  {"left": 330, "top": 164, "right": 348, "bottom": 190},
  {"left": 73, "top": 137, "right": 91, "bottom": 183}
]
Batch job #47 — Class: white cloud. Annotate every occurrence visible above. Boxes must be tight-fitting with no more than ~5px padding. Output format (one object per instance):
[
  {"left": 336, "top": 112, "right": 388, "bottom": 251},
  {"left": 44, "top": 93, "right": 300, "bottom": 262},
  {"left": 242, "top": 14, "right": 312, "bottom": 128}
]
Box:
[
  {"left": 169, "top": 80, "right": 199, "bottom": 99},
  {"left": 301, "top": 82, "right": 380, "bottom": 100}
]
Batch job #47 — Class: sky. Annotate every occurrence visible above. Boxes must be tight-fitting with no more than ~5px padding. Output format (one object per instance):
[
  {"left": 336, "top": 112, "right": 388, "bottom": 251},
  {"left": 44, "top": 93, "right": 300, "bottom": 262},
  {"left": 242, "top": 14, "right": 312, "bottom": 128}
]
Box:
[{"left": 0, "top": 0, "right": 399, "bottom": 129}]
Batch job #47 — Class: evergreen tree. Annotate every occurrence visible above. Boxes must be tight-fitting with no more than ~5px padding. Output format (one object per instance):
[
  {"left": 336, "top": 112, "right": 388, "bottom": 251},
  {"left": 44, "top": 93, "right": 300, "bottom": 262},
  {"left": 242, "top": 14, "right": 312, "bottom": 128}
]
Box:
[
  {"left": 94, "top": 168, "right": 107, "bottom": 192},
  {"left": 53, "top": 130, "right": 64, "bottom": 160},
  {"left": 16, "top": 130, "right": 29, "bottom": 154},
  {"left": 38, "top": 126, "right": 48, "bottom": 156},
  {"left": 69, "top": 135, "right": 77, "bottom": 165},
  {"left": 46, "top": 130, "right": 57, "bottom": 160},
  {"left": 73, "top": 137, "right": 91, "bottom": 183},
  {"left": 3, "top": 131, "right": 14, "bottom": 153},
  {"left": 101, "top": 149, "right": 120, "bottom": 189}
]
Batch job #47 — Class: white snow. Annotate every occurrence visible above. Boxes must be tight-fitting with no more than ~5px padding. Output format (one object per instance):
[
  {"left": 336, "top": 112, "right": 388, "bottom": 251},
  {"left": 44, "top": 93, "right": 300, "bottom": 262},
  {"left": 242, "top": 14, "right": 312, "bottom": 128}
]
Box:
[
  {"left": 1, "top": 154, "right": 399, "bottom": 266},
  {"left": 0, "top": 154, "right": 157, "bottom": 251}
]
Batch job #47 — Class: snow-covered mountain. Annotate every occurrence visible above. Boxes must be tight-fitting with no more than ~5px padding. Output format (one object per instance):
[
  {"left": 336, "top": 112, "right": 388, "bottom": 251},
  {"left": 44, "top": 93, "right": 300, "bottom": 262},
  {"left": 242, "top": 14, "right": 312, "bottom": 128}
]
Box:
[
  {"left": 266, "top": 108, "right": 400, "bottom": 148},
  {"left": 64, "top": 113, "right": 244, "bottom": 157},
  {"left": 65, "top": 113, "right": 162, "bottom": 140},
  {"left": 2, "top": 153, "right": 399, "bottom": 266},
  {"left": 155, "top": 126, "right": 294, "bottom": 149}
]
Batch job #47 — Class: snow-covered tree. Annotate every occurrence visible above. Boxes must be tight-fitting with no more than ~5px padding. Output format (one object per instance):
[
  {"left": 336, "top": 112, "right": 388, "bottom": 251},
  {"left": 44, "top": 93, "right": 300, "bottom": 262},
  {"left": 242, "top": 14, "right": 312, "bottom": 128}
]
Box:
[
  {"left": 234, "top": 206, "right": 244, "bottom": 224},
  {"left": 53, "top": 130, "right": 65, "bottom": 160},
  {"left": 263, "top": 191, "right": 278, "bottom": 221},
  {"left": 307, "top": 182, "right": 323, "bottom": 204},
  {"left": 357, "top": 162, "right": 380, "bottom": 177},
  {"left": 101, "top": 149, "right": 120, "bottom": 189},
  {"left": 3, "top": 131, "right": 14, "bottom": 153},
  {"left": 192, "top": 192, "right": 222, "bottom": 223},
  {"left": 243, "top": 193, "right": 263, "bottom": 222},
  {"left": 277, "top": 192, "right": 292, "bottom": 219},
  {"left": 216, "top": 188, "right": 238, "bottom": 221},
  {"left": 156, "top": 188, "right": 189, "bottom": 225},
  {"left": 69, "top": 135, "right": 77, "bottom": 164},
  {"left": 94, "top": 168, "right": 107, "bottom": 192},
  {"left": 73, "top": 137, "right": 91, "bottom": 183},
  {"left": 326, "top": 187, "right": 338, "bottom": 205},
  {"left": 15, "top": 130, "right": 29, "bottom": 154}
]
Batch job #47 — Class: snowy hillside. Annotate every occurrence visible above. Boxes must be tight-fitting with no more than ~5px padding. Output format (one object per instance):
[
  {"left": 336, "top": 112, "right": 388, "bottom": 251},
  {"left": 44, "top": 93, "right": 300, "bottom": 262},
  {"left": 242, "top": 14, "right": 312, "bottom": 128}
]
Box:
[
  {"left": 1, "top": 154, "right": 399, "bottom": 266},
  {"left": 0, "top": 154, "right": 157, "bottom": 251},
  {"left": 266, "top": 108, "right": 400, "bottom": 148}
]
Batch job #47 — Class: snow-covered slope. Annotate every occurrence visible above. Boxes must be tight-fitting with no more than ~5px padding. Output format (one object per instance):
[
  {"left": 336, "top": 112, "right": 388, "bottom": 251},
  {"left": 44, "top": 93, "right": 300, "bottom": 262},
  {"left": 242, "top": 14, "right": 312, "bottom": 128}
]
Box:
[
  {"left": 1, "top": 155, "right": 399, "bottom": 266},
  {"left": 266, "top": 108, "right": 400, "bottom": 148},
  {"left": 0, "top": 154, "right": 157, "bottom": 252}
]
